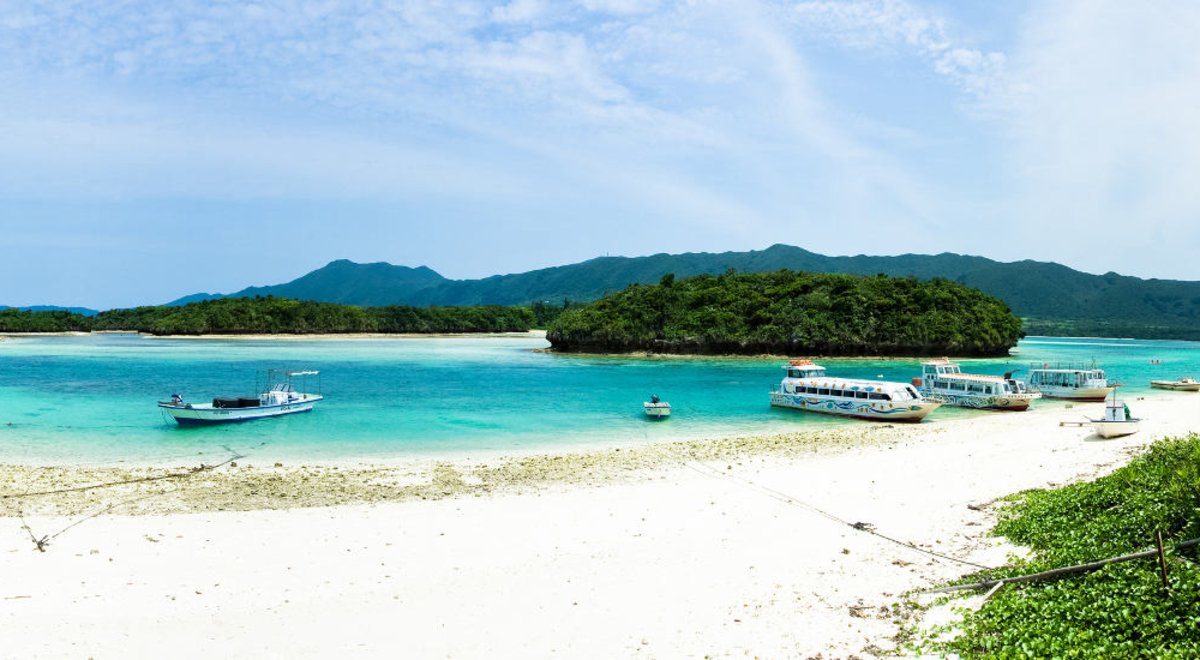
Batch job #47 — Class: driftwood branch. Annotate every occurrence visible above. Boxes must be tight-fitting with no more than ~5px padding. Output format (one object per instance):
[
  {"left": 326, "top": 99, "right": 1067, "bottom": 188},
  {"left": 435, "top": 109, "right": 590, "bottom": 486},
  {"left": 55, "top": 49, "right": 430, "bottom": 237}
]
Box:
[
  {"left": 13, "top": 450, "right": 245, "bottom": 552},
  {"left": 924, "top": 537, "right": 1200, "bottom": 595},
  {"left": 3, "top": 452, "right": 244, "bottom": 501}
]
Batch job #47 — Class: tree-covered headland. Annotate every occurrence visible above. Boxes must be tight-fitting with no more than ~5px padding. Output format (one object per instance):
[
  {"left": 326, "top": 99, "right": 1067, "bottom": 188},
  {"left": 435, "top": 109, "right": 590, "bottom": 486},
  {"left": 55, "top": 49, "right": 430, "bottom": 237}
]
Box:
[
  {"left": 0, "top": 297, "right": 536, "bottom": 335},
  {"left": 546, "top": 270, "right": 1022, "bottom": 357}
]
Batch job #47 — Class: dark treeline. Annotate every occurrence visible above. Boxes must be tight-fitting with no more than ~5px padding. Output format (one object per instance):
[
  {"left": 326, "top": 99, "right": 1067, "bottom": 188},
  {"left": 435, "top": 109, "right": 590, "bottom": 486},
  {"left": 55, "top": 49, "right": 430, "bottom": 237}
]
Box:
[
  {"left": 1023, "top": 317, "right": 1200, "bottom": 341},
  {"left": 547, "top": 270, "right": 1023, "bottom": 357},
  {"left": 0, "top": 309, "right": 93, "bottom": 333},
  {"left": 0, "top": 297, "right": 536, "bottom": 335}
]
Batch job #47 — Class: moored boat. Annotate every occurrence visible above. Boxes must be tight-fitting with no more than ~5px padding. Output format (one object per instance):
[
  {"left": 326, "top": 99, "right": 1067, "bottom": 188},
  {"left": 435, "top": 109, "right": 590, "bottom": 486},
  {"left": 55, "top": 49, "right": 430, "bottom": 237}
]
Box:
[
  {"left": 1089, "top": 395, "right": 1140, "bottom": 438},
  {"left": 1026, "top": 362, "right": 1114, "bottom": 401},
  {"left": 1150, "top": 377, "right": 1200, "bottom": 392},
  {"left": 159, "top": 370, "right": 323, "bottom": 425},
  {"left": 913, "top": 359, "right": 1041, "bottom": 411},
  {"left": 769, "top": 359, "right": 942, "bottom": 423},
  {"left": 644, "top": 395, "right": 671, "bottom": 419}
]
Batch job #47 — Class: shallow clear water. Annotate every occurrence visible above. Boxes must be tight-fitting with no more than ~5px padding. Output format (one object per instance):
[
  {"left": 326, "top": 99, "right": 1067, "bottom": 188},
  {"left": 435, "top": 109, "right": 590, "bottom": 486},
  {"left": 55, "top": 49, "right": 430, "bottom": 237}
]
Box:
[{"left": 0, "top": 333, "right": 1195, "bottom": 464}]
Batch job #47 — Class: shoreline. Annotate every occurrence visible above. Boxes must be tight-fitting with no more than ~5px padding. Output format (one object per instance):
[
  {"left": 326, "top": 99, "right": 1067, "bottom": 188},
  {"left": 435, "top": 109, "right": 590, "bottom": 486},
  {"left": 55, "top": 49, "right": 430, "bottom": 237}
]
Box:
[
  {"left": 0, "top": 422, "right": 911, "bottom": 517},
  {"left": 4, "top": 393, "right": 1198, "bottom": 656},
  {"left": 1, "top": 391, "right": 1170, "bottom": 472},
  {"left": 0, "top": 390, "right": 1181, "bottom": 485},
  {"left": 0, "top": 330, "right": 549, "bottom": 340},
  {"left": 534, "top": 347, "right": 1019, "bottom": 361}
]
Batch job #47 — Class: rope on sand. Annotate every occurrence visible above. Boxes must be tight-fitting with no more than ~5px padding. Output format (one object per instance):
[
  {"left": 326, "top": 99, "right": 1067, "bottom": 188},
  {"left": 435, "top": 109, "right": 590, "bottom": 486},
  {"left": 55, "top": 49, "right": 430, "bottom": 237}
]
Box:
[{"left": 682, "top": 459, "right": 994, "bottom": 571}]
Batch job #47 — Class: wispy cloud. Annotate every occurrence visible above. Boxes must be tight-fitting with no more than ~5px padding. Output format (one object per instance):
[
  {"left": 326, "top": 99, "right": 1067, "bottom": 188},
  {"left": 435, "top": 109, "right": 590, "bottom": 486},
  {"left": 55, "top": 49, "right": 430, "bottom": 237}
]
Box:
[
  {"left": 998, "top": 1, "right": 1200, "bottom": 276},
  {"left": 790, "top": 0, "right": 1007, "bottom": 102},
  {"left": 7, "top": 0, "right": 1196, "bottom": 306}
]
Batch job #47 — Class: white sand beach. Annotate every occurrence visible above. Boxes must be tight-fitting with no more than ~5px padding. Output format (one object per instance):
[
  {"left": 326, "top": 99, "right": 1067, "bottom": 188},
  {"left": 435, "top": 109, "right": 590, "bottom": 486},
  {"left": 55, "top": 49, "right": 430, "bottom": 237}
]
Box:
[{"left": 2, "top": 393, "right": 1196, "bottom": 658}]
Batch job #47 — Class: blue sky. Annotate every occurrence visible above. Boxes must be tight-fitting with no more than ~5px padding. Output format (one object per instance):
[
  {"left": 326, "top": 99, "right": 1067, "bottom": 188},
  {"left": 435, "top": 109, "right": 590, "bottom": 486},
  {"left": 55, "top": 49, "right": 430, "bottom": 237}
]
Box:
[{"left": 2, "top": 0, "right": 1199, "bottom": 309}]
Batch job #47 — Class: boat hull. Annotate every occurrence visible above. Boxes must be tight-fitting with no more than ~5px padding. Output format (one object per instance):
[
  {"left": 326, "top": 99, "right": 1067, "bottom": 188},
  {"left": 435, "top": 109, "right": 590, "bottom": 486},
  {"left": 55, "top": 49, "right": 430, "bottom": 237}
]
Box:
[
  {"left": 917, "top": 390, "right": 1039, "bottom": 411},
  {"left": 160, "top": 397, "right": 322, "bottom": 425},
  {"left": 1091, "top": 420, "right": 1140, "bottom": 438},
  {"left": 1151, "top": 381, "right": 1200, "bottom": 392},
  {"left": 770, "top": 392, "right": 940, "bottom": 423},
  {"left": 644, "top": 403, "right": 671, "bottom": 419},
  {"left": 1037, "top": 386, "right": 1114, "bottom": 402}
]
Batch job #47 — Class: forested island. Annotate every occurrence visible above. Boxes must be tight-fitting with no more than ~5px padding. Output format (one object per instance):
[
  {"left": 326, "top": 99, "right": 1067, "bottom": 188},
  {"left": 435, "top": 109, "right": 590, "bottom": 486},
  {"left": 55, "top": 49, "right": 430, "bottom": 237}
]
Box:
[
  {"left": 546, "top": 270, "right": 1023, "bottom": 357},
  {"left": 153, "top": 245, "right": 1200, "bottom": 342},
  {"left": 0, "top": 297, "right": 537, "bottom": 335}
]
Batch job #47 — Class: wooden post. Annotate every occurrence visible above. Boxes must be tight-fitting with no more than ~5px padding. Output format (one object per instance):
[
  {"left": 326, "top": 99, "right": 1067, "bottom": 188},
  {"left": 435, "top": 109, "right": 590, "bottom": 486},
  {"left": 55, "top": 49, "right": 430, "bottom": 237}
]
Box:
[
  {"left": 923, "top": 537, "right": 1200, "bottom": 595},
  {"left": 1155, "top": 530, "right": 1170, "bottom": 593}
]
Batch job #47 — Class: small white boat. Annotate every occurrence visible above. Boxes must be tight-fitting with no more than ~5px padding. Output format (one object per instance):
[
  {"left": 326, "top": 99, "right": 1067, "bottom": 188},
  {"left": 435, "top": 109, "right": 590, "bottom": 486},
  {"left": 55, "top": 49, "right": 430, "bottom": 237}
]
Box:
[
  {"left": 159, "top": 370, "right": 322, "bottom": 425},
  {"left": 1151, "top": 377, "right": 1200, "bottom": 392},
  {"left": 644, "top": 395, "right": 671, "bottom": 419},
  {"left": 770, "top": 359, "right": 942, "bottom": 423},
  {"left": 1089, "top": 395, "right": 1140, "bottom": 438}
]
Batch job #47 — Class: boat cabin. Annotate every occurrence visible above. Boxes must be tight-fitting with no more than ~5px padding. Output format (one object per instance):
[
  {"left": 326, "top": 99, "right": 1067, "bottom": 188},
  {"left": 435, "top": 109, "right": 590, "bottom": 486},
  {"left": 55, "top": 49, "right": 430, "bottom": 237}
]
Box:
[
  {"left": 781, "top": 359, "right": 922, "bottom": 402},
  {"left": 784, "top": 359, "right": 827, "bottom": 380},
  {"left": 919, "top": 360, "right": 1024, "bottom": 396},
  {"left": 1029, "top": 367, "right": 1107, "bottom": 388}
]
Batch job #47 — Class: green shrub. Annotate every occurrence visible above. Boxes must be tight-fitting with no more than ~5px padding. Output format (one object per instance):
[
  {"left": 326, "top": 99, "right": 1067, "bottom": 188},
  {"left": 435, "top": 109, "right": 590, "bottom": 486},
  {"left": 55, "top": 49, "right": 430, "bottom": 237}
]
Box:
[{"left": 924, "top": 434, "right": 1200, "bottom": 659}]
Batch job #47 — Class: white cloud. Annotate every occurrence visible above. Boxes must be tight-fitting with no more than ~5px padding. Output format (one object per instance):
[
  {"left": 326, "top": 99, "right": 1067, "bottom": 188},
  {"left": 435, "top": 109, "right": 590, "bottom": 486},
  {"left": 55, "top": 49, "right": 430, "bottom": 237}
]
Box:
[
  {"left": 790, "top": 0, "right": 1007, "bottom": 102},
  {"left": 0, "top": 0, "right": 1105, "bottom": 294},
  {"left": 578, "top": 0, "right": 659, "bottom": 15},
  {"left": 999, "top": 1, "right": 1200, "bottom": 278}
]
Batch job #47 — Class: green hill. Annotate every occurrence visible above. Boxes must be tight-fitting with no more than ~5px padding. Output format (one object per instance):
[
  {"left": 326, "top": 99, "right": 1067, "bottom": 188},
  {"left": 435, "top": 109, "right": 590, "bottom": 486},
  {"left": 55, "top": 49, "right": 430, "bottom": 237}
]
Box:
[
  {"left": 167, "top": 260, "right": 448, "bottom": 307},
  {"left": 161, "top": 244, "right": 1200, "bottom": 340},
  {"left": 546, "top": 270, "right": 1022, "bottom": 356}
]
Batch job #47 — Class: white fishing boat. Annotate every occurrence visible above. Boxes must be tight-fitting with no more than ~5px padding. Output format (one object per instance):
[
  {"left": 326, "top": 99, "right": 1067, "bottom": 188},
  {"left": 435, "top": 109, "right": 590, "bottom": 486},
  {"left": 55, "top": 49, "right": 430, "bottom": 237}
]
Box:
[
  {"left": 1026, "top": 362, "right": 1115, "bottom": 401},
  {"left": 1150, "top": 377, "right": 1200, "bottom": 392},
  {"left": 769, "top": 359, "right": 942, "bottom": 423},
  {"left": 644, "top": 395, "right": 671, "bottom": 419},
  {"left": 913, "top": 359, "right": 1041, "bottom": 411},
  {"left": 1089, "top": 395, "right": 1140, "bottom": 438},
  {"left": 159, "top": 370, "right": 323, "bottom": 425}
]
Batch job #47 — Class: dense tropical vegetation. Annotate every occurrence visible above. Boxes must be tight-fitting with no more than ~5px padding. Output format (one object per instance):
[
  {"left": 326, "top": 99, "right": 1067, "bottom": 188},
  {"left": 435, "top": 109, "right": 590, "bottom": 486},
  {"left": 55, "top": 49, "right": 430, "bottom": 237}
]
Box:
[
  {"left": 1023, "top": 317, "right": 1200, "bottom": 341},
  {"left": 156, "top": 245, "right": 1200, "bottom": 341},
  {"left": 0, "top": 297, "right": 535, "bottom": 335},
  {"left": 919, "top": 434, "right": 1200, "bottom": 658},
  {"left": 0, "top": 309, "right": 92, "bottom": 333},
  {"left": 546, "top": 270, "right": 1022, "bottom": 356}
]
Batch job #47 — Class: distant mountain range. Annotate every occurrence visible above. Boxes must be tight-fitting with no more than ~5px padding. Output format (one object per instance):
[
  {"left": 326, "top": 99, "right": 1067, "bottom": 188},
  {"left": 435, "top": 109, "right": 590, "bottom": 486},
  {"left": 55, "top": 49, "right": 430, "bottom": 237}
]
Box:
[
  {"left": 0, "top": 305, "right": 99, "bottom": 316},
  {"left": 163, "top": 244, "right": 1200, "bottom": 338}
]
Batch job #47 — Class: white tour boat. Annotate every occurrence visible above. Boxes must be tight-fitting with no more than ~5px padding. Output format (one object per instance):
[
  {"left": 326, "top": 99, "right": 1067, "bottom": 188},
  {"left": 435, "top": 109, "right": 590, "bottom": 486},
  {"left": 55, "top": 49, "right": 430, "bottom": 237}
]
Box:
[
  {"left": 159, "top": 370, "right": 323, "bottom": 425},
  {"left": 769, "top": 359, "right": 942, "bottom": 423},
  {"left": 644, "top": 395, "right": 671, "bottom": 419},
  {"left": 1150, "top": 377, "right": 1200, "bottom": 392},
  {"left": 1026, "top": 363, "right": 1115, "bottom": 401},
  {"left": 1089, "top": 395, "right": 1140, "bottom": 438},
  {"left": 913, "top": 359, "right": 1041, "bottom": 411}
]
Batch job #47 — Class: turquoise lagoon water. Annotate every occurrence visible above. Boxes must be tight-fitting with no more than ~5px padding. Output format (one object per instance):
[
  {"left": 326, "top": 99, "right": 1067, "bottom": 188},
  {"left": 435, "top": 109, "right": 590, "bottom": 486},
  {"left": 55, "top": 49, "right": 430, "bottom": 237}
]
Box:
[{"left": 0, "top": 333, "right": 1196, "bottom": 465}]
